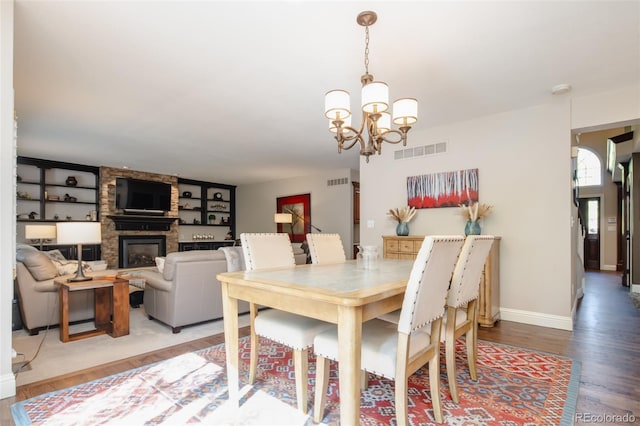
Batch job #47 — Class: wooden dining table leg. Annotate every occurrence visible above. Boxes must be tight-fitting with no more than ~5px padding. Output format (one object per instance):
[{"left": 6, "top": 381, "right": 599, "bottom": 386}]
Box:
[
  {"left": 337, "top": 304, "right": 363, "bottom": 425},
  {"left": 221, "top": 282, "right": 240, "bottom": 408}
]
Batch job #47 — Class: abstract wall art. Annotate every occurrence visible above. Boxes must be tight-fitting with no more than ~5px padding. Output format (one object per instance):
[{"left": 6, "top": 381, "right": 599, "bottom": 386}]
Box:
[{"left": 407, "top": 168, "right": 478, "bottom": 209}]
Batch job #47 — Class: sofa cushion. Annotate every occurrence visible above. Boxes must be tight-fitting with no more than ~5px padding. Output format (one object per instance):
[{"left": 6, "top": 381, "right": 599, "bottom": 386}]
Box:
[{"left": 18, "top": 250, "right": 57, "bottom": 281}]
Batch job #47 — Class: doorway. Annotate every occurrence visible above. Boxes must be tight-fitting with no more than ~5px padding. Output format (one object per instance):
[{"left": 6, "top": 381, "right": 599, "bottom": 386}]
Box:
[{"left": 579, "top": 197, "right": 600, "bottom": 270}]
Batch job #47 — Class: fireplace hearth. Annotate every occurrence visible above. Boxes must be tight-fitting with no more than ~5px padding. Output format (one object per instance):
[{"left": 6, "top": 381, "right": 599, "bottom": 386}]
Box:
[{"left": 119, "top": 235, "right": 166, "bottom": 268}]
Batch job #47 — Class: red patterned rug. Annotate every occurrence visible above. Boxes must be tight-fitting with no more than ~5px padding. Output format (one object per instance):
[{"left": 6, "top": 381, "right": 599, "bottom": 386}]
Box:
[{"left": 12, "top": 336, "right": 580, "bottom": 425}]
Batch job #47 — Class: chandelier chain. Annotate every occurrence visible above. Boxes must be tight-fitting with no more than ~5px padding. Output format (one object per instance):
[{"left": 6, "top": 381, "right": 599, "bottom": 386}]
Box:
[{"left": 364, "top": 25, "right": 370, "bottom": 75}]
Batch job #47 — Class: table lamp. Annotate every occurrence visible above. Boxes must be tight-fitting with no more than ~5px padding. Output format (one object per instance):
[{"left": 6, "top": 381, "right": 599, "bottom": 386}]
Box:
[
  {"left": 274, "top": 212, "right": 293, "bottom": 235},
  {"left": 25, "top": 224, "right": 56, "bottom": 250},
  {"left": 56, "top": 222, "right": 102, "bottom": 282},
  {"left": 274, "top": 213, "right": 293, "bottom": 224}
]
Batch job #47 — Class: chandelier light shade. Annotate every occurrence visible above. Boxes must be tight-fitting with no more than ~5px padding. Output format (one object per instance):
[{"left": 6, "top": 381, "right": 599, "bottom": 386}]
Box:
[
  {"left": 324, "top": 10, "right": 418, "bottom": 162},
  {"left": 324, "top": 90, "right": 351, "bottom": 121},
  {"left": 392, "top": 98, "right": 418, "bottom": 125},
  {"left": 361, "top": 81, "right": 389, "bottom": 113}
]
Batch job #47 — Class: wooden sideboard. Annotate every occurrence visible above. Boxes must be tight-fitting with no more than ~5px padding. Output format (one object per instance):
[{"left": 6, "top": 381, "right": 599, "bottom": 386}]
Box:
[{"left": 382, "top": 235, "right": 501, "bottom": 327}]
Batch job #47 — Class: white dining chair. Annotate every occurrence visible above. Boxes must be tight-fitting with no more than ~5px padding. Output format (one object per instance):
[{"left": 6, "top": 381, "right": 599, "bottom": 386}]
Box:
[
  {"left": 240, "top": 233, "right": 332, "bottom": 414},
  {"left": 305, "top": 233, "right": 346, "bottom": 264},
  {"left": 312, "top": 235, "right": 465, "bottom": 425},
  {"left": 442, "top": 235, "right": 495, "bottom": 403}
]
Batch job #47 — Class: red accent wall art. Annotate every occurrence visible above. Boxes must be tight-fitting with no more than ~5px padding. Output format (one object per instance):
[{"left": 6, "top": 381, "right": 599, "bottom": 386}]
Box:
[
  {"left": 407, "top": 168, "right": 479, "bottom": 208},
  {"left": 276, "top": 193, "right": 311, "bottom": 243}
]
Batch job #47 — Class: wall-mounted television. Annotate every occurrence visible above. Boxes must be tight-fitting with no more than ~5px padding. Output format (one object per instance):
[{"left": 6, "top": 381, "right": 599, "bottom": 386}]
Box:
[{"left": 115, "top": 177, "right": 171, "bottom": 215}]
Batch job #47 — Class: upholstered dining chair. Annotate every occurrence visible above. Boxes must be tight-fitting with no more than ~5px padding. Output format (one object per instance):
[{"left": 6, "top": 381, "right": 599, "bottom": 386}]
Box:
[
  {"left": 305, "top": 233, "right": 346, "bottom": 264},
  {"left": 312, "top": 235, "right": 465, "bottom": 425},
  {"left": 442, "top": 235, "right": 495, "bottom": 403},
  {"left": 240, "top": 233, "right": 332, "bottom": 414}
]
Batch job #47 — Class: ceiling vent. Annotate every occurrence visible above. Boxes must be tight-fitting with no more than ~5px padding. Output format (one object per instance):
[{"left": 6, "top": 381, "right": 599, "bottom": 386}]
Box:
[
  {"left": 327, "top": 177, "right": 349, "bottom": 186},
  {"left": 394, "top": 142, "right": 447, "bottom": 160}
]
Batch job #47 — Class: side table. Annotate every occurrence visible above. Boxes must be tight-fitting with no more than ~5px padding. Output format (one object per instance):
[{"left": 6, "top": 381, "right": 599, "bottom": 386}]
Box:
[{"left": 55, "top": 276, "right": 130, "bottom": 342}]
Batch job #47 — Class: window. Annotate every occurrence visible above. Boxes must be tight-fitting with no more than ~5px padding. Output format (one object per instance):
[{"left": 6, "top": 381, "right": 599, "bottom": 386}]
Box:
[{"left": 576, "top": 148, "right": 602, "bottom": 187}]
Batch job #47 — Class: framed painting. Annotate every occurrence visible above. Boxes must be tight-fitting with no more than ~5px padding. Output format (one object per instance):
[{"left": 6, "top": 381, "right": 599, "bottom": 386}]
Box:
[
  {"left": 276, "top": 193, "right": 311, "bottom": 243},
  {"left": 407, "top": 168, "right": 479, "bottom": 208}
]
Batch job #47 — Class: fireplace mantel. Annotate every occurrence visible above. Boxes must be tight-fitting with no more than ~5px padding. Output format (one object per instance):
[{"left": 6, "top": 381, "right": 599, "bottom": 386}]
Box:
[{"left": 108, "top": 215, "right": 178, "bottom": 231}]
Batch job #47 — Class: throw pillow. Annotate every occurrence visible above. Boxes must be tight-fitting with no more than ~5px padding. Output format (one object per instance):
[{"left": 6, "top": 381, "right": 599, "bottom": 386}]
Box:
[
  {"left": 155, "top": 256, "right": 165, "bottom": 273},
  {"left": 48, "top": 258, "right": 93, "bottom": 276},
  {"left": 44, "top": 249, "right": 67, "bottom": 262},
  {"left": 18, "top": 250, "right": 57, "bottom": 281}
]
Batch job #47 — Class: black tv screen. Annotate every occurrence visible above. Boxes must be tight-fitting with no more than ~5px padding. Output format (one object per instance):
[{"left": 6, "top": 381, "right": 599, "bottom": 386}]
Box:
[{"left": 115, "top": 178, "right": 171, "bottom": 214}]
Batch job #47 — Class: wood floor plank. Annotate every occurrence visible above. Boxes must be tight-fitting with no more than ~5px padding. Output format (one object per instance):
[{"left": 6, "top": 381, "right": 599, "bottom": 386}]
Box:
[{"left": 2, "top": 271, "right": 639, "bottom": 425}]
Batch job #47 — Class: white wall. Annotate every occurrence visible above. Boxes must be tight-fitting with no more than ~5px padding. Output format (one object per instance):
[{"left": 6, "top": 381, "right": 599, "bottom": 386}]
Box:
[
  {"left": 236, "top": 168, "right": 357, "bottom": 258},
  {"left": 0, "top": 0, "right": 16, "bottom": 399},
  {"left": 361, "top": 101, "right": 575, "bottom": 330}
]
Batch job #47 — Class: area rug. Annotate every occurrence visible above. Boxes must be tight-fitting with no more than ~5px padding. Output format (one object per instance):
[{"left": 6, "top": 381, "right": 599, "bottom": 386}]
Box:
[
  {"left": 12, "top": 336, "right": 580, "bottom": 425},
  {"left": 630, "top": 291, "right": 640, "bottom": 310}
]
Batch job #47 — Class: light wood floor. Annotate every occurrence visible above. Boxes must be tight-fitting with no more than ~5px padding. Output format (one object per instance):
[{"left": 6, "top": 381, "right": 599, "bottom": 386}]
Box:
[{"left": 2, "top": 271, "right": 638, "bottom": 424}]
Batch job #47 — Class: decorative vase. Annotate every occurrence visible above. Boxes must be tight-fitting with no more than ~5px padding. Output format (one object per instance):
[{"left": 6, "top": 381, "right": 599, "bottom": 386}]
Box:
[
  {"left": 396, "top": 222, "right": 409, "bottom": 236},
  {"left": 65, "top": 176, "right": 77, "bottom": 186},
  {"left": 465, "top": 220, "right": 481, "bottom": 236}
]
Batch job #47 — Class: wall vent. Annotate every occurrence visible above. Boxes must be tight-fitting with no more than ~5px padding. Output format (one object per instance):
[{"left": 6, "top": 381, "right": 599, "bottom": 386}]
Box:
[
  {"left": 327, "top": 177, "right": 349, "bottom": 186},
  {"left": 395, "top": 141, "right": 447, "bottom": 160}
]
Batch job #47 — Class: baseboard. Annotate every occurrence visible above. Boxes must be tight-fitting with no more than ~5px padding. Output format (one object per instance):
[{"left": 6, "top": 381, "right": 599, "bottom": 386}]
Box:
[
  {"left": 0, "top": 371, "right": 17, "bottom": 399},
  {"left": 631, "top": 284, "right": 640, "bottom": 294},
  {"left": 499, "top": 308, "right": 573, "bottom": 331},
  {"left": 601, "top": 264, "right": 617, "bottom": 271}
]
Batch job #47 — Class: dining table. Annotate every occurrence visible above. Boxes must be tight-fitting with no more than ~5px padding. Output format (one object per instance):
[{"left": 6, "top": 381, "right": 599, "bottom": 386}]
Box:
[{"left": 216, "top": 258, "right": 415, "bottom": 424}]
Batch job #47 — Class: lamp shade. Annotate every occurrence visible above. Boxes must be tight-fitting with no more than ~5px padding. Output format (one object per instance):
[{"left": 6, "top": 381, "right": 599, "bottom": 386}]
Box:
[
  {"left": 274, "top": 213, "right": 293, "bottom": 224},
  {"left": 361, "top": 81, "right": 389, "bottom": 114},
  {"left": 324, "top": 90, "right": 351, "bottom": 120},
  {"left": 25, "top": 225, "right": 56, "bottom": 240},
  {"left": 56, "top": 222, "right": 102, "bottom": 245},
  {"left": 392, "top": 98, "right": 418, "bottom": 125}
]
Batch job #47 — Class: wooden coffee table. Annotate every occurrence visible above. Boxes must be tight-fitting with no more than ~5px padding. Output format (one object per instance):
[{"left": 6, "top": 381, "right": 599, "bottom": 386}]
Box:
[{"left": 55, "top": 276, "right": 130, "bottom": 342}]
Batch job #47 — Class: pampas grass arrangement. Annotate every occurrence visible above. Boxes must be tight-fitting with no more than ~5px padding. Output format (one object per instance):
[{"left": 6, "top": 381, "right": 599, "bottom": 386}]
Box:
[
  {"left": 460, "top": 202, "right": 492, "bottom": 222},
  {"left": 387, "top": 206, "right": 417, "bottom": 223}
]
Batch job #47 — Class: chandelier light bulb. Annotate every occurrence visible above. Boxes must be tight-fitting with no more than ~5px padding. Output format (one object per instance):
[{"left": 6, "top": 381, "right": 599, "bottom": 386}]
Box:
[{"left": 329, "top": 115, "right": 352, "bottom": 133}]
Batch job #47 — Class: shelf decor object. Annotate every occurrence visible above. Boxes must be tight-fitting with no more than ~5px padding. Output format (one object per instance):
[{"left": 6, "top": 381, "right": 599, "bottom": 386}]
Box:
[
  {"left": 324, "top": 10, "right": 418, "bottom": 163},
  {"left": 56, "top": 222, "right": 102, "bottom": 282}
]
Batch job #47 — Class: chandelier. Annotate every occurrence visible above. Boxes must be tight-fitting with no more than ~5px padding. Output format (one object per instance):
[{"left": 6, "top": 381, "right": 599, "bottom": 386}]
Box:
[{"left": 324, "top": 11, "right": 418, "bottom": 162}]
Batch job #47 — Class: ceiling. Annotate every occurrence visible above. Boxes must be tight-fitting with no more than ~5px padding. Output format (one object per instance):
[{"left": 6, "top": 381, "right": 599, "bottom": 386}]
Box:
[{"left": 13, "top": 1, "right": 640, "bottom": 185}]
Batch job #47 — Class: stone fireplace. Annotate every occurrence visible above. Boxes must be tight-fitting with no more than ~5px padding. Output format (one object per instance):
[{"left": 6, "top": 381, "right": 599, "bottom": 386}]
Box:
[
  {"left": 119, "top": 235, "right": 166, "bottom": 268},
  {"left": 100, "top": 166, "right": 179, "bottom": 268}
]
